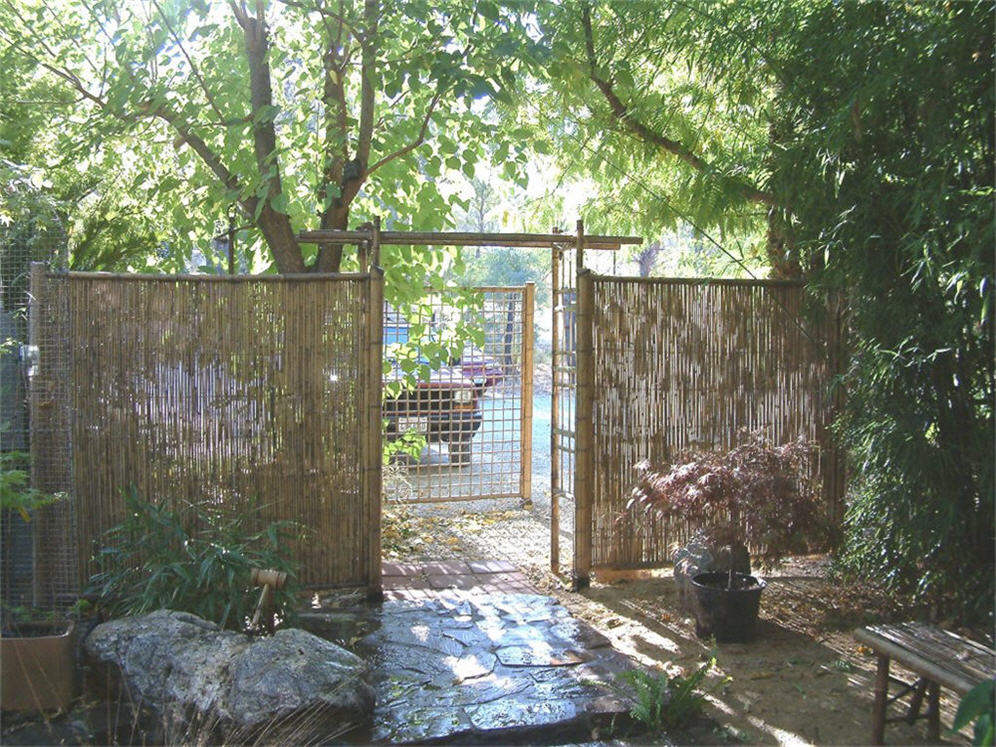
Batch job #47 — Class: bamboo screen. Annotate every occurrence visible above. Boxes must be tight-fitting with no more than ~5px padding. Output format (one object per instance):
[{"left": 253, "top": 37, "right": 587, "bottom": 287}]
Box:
[
  {"left": 59, "top": 273, "right": 374, "bottom": 588},
  {"left": 585, "top": 277, "right": 843, "bottom": 570}
]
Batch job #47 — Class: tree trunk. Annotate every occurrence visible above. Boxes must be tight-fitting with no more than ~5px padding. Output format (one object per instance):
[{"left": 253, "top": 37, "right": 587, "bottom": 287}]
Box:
[
  {"left": 765, "top": 209, "right": 802, "bottom": 280},
  {"left": 237, "top": 5, "right": 305, "bottom": 274}
]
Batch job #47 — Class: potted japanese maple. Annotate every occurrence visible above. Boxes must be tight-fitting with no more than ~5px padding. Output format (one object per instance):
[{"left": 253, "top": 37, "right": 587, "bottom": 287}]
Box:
[{"left": 626, "top": 431, "right": 821, "bottom": 642}]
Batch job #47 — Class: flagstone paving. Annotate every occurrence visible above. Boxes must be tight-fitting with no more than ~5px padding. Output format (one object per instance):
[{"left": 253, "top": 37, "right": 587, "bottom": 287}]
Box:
[{"left": 299, "top": 561, "right": 635, "bottom": 744}]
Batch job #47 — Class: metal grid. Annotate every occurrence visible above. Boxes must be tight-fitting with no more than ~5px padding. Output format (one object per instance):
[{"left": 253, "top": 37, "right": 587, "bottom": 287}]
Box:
[
  {"left": 1, "top": 226, "right": 75, "bottom": 616},
  {"left": 383, "top": 286, "right": 533, "bottom": 503}
]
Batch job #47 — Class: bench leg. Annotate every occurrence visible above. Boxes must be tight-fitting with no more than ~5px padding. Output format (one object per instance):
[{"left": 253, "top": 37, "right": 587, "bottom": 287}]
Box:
[
  {"left": 873, "top": 654, "right": 890, "bottom": 745},
  {"left": 926, "top": 681, "right": 940, "bottom": 742}
]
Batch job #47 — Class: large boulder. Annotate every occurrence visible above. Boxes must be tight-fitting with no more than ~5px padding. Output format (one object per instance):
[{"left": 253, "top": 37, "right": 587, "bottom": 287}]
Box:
[{"left": 84, "top": 610, "right": 374, "bottom": 741}]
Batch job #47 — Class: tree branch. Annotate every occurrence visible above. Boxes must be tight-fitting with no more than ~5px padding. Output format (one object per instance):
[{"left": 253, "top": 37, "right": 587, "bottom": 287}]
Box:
[
  {"left": 151, "top": 0, "right": 228, "bottom": 124},
  {"left": 580, "top": 3, "right": 776, "bottom": 207},
  {"left": 366, "top": 90, "right": 443, "bottom": 175},
  {"left": 354, "top": 0, "right": 378, "bottom": 172}
]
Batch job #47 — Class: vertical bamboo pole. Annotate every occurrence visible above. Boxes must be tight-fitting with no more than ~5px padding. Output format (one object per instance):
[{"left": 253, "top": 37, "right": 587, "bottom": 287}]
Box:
[
  {"left": 574, "top": 273, "right": 594, "bottom": 587},
  {"left": 549, "top": 245, "right": 561, "bottom": 573},
  {"left": 370, "top": 216, "right": 382, "bottom": 268},
  {"left": 27, "top": 263, "right": 47, "bottom": 606},
  {"left": 519, "top": 282, "right": 534, "bottom": 504},
  {"left": 358, "top": 231, "right": 368, "bottom": 272},
  {"left": 365, "top": 218, "right": 384, "bottom": 600},
  {"left": 576, "top": 218, "right": 585, "bottom": 275}
]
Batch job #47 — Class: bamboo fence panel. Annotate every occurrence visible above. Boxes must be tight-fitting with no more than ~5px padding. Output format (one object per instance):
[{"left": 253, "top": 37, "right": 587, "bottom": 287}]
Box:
[
  {"left": 587, "top": 277, "right": 843, "bottom": 569},
  {"left": 64, "top": 274, "right": 372, "bottom": 588}
]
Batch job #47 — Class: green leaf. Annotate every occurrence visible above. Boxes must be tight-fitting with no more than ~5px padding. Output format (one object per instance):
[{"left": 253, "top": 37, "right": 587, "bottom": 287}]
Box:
[{"left": 952, "top": 680, "right": 995, "bottom": 732}]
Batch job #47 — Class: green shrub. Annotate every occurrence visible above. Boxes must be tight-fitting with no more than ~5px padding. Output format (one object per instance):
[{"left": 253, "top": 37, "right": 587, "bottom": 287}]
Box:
[
  {"left": 952, "top": 679, "right": 995, "bottom": 747},
  {"left": 619, "top": 657, "right": 722, "bottom": 733},
  {"left": 87, "top": 488, "right": 304, "bottom": 632},
  {"left": 0, "top": 451, "right": 60, "bottom": 521}
]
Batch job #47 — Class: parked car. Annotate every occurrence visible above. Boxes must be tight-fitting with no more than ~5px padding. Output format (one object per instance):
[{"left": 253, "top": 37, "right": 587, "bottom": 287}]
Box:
[
  {"left": 454, "top": 343, "right": 505, "bottom": 390},
  {"left": 383, "top": 319, "right": 482, "bottom": 466}
]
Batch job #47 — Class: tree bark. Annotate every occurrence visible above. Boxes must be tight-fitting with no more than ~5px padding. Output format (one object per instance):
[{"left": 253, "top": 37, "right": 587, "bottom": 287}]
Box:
[{"left": 233, "top": 1, "right": 305, "bottom": 274}]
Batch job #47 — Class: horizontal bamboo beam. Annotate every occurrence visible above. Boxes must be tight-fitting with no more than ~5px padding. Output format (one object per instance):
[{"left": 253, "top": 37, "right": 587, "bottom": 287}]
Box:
[
  {"left": 297, "top": 229, "right": 641, "bottom": 250},
  {"left": 588, "top": 274, "right": 806, "bottom": 288},
  {"left": 53, "top": 271, "right": 369, "bottom": 282},
  {"left": 386, "top": 491, "right": 522, "bottom": 504}
]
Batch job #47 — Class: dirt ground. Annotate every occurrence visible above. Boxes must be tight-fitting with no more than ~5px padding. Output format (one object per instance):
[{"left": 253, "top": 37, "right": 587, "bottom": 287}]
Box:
[
  {"left": 384, "top": 503, "right": 977, "bottom": 746},
  {"left": 533, "top": 562, "right": 976, "bottom": 746}
]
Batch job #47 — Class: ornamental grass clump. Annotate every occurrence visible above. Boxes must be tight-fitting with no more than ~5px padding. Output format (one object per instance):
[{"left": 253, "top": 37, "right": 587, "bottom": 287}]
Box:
[{"left": 627, "top": 430, "right": 822, "bottom": 572}]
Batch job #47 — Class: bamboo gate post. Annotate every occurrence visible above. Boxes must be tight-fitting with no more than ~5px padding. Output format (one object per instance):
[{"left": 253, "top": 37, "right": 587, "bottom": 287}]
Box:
[
  {"left": 549, "top": 243, "right": 561, "bottom": 573},
  {"left": 27, "top": 263, "right": 49, "bottom": 605},
  {"left": 519, "top": 282, "right": 535, "bottom": 503},
  {"left": 573, "top": 248, "right": 594, "bottom": 589},
  {"left": 365, "top": 218, "right": 384, "bottom": 599}
]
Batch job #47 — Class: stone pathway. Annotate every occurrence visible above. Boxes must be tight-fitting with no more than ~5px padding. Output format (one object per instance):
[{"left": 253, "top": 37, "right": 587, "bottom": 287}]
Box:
[
  {"left": 382, "top": 559, "right": 538, "bottom": 599},
  {"left": 300, "top": 561, "right": 635, "bottom": 744}
]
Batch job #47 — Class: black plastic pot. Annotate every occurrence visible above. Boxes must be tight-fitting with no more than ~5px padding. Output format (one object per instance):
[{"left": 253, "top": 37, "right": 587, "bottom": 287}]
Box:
[{"left": 690, "top": 571, "right": 766, "bottom": 643}]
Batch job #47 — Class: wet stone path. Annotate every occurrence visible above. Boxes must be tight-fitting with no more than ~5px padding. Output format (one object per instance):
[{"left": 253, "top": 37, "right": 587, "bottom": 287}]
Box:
[{"left": 299, "top": 562, "right": 635, "bottom": 744}]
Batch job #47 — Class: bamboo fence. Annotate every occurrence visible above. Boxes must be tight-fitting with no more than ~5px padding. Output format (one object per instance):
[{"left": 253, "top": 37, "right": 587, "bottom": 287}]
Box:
[
  {"left": 35, "top": 271, "right": 378, "bottom": 590},
  {"left": 576, "top": 276, "right": 844, "bottom": 576}
]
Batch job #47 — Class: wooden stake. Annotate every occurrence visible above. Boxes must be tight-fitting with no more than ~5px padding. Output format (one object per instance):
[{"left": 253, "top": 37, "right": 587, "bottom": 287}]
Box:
[
  {"left": 365, "top": 260, "right": 384, "bottom": 600},
  {"left": 549, "top": 245, "right": 561, "bottom": 573}
]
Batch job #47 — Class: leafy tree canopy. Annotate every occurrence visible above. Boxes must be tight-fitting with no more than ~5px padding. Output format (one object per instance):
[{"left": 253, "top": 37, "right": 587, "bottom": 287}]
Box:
[
  {"left": 0, "top": 0, "right": 540, "bottom": 278},
  {"left": 508, "top": 0, "right": 779, "bottom": 272}
]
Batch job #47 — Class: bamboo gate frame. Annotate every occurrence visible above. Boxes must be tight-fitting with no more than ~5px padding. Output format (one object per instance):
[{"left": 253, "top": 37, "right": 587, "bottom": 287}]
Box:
[
  {"left": 26, "top": 221, "right": 640, "bottom": 601},
  {"left": 26, "top": 218, "right": 843, "bottom": 599}
]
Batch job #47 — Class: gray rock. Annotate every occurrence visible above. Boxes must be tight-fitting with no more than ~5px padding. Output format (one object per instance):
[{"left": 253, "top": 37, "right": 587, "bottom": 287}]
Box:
[
  {"left": 673, "top": 534, "right": 750, "bottom": 608},
  {"left": 84, "top": 610, "right": 373, "bottom": 740}
]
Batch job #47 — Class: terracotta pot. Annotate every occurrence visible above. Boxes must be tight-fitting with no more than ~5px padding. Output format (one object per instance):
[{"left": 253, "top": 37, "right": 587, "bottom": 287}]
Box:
[{"left": 1, "top": 620, "right": 76, "bottom": 711}]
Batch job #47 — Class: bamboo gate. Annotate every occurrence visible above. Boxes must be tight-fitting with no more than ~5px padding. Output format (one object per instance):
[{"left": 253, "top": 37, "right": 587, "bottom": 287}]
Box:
[{"left": 570, "top": 272, "right": 845, "bottom": 585}]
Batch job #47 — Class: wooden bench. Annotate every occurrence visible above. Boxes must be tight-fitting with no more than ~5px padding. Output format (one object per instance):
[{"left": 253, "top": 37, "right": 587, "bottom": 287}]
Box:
[{"left": 853, "top": 622, "right": 995, "bottom": 744}]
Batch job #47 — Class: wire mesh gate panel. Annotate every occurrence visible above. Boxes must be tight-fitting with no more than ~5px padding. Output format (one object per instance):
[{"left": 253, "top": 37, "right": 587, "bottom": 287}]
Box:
[
  {"left": 31, "top": 270, "right": 380, "bottom": 590},
  {"left": 574, "top": 276, "right": 844, "bottom": 578},
  {"left": 2, "top": 240, "right": 75, "bottom": 613},
  {"left": 550, "top": 244, "right": 578, "bottom": 571},
  {"left": 383, "top": 286, "right": 534, "bottom": 503}
]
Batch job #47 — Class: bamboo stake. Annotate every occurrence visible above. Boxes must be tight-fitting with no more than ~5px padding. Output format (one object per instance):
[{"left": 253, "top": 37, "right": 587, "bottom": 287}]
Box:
[
  {"left": 549, "top": 245, "right": 561, "bottom": 573},
  {"left": 28, "top": 263, "right": 47, "bottom": 606},
  {"left": 519, "top": 283, "right": 535, "bottom": 504},
  {"left": 576, "top": 219, "right": 585, "bottom": 275},
  {"left": 573, "top": 268, "right": 594, "bottom": 589},
  {"left": 365, "top": 223, "right": 384, "bottom": 599}
]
